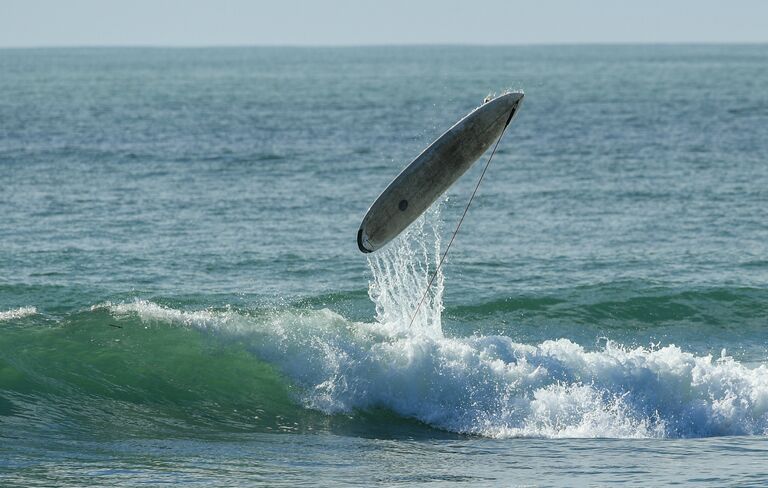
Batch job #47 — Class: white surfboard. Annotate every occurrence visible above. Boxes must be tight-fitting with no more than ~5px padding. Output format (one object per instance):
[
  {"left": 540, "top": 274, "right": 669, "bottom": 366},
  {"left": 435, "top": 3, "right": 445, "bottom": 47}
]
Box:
[{"left": 357, "top": 91, "right": 524, "bottom": 253}]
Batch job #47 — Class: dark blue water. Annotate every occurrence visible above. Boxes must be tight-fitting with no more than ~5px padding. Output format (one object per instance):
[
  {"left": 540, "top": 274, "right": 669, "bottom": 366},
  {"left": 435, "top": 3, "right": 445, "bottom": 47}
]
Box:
[{"left": 2, "top": 45, "right": 768, "bottom": 486}]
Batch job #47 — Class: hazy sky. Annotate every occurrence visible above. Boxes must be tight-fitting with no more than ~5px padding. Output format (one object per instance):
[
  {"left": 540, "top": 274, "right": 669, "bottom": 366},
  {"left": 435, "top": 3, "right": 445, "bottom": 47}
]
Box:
[{"left": 1, "top": 0, "right": 767, "bottom": 48}]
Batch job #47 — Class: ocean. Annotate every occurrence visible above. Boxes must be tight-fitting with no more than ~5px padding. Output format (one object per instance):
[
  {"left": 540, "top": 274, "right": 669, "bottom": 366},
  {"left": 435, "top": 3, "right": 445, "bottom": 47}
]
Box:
[{"left": 1, "top": 45, "right": 767, "bottom": 486}]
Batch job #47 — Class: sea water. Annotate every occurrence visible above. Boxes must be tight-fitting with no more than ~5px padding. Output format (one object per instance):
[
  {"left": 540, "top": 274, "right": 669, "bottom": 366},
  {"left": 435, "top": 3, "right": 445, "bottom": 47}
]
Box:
[{"left": 1, "top": 45, "right": 768, "bottom": 486}]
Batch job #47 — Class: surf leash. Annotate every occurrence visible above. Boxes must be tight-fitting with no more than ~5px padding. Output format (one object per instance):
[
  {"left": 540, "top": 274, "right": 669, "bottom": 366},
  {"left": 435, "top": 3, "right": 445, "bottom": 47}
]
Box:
[{"left": 406, "top": 105, "right": 517, "bottom": 330}]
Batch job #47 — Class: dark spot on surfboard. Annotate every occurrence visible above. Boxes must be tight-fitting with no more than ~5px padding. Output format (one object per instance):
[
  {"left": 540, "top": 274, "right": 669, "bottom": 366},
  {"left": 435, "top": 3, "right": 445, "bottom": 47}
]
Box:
[{"left": 398, "top": 200, "right": 408, "bottom": 211}]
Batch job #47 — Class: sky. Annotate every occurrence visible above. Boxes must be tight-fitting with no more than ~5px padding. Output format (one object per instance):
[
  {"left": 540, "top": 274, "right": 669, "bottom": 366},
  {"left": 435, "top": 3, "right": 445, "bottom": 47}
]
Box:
[{"left": 1, "top": 0, "right": 767, "bottom": 48}]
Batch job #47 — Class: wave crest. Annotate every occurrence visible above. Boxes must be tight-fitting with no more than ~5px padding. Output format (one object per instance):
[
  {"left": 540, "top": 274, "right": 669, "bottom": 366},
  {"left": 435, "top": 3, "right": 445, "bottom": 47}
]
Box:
[{"left": 0, "top": 306, "right": 38, "bottom": 322}]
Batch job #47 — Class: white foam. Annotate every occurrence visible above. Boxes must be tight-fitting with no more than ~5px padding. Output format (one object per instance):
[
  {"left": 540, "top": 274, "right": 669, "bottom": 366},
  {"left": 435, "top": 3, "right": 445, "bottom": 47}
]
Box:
[
  {"left": 263, "top": 314, "right": 768, "bottom": 438},
  {"left": 96, "top": 300, "right": 237, "bottom": 330},
  {"left": 0, "top": 306, "right": 38, "bottom": 322}
]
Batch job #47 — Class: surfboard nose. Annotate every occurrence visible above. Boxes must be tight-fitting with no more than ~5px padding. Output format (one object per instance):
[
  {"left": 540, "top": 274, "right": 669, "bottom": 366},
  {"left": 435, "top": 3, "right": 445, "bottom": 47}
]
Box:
[
  {"left": 498, "top": 91, "right": 524, "bottom": 117},
  {"left": 499, "top": 91, "right": 524, "bottom": 104},
  {"left": 482, "top": 91, "right": 524, "bottom": 128}
]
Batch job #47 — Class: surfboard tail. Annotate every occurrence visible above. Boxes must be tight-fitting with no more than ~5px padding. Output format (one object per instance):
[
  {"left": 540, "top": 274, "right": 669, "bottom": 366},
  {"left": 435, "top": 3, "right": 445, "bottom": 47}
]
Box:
[{"left": 357, "top": 228, "right": 373, "bottom": 253}]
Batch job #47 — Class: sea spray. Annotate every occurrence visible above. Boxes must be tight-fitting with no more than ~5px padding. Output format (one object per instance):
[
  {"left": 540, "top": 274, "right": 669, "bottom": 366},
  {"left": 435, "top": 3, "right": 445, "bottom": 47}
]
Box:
[{"left": 366, "top": 203, "right": 445, "bottom": 338}]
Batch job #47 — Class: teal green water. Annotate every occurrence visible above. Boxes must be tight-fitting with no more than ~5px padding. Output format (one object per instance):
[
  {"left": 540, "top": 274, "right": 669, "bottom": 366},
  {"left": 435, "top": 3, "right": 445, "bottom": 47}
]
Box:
[{"left": 1, "top": 45, "right": 768, "bottom": 486}]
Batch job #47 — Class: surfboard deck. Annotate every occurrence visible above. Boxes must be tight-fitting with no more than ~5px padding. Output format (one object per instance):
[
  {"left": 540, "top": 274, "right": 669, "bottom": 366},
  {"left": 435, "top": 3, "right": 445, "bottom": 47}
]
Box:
[{"left": 357, "top": 91, "right": 523, "bottom": 253}]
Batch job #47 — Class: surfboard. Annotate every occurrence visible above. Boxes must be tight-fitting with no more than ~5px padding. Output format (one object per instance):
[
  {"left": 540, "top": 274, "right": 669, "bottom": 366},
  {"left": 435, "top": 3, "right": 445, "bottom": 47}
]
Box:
[{"left": 357, "top": 91, "right": 524, "bottom": 253}]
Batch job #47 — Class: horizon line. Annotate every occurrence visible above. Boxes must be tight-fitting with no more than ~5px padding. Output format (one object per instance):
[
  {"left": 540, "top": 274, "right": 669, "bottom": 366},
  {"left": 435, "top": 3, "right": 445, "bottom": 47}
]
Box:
[{"left": 1, "top": 40, "right": 767, "bottom": 50}]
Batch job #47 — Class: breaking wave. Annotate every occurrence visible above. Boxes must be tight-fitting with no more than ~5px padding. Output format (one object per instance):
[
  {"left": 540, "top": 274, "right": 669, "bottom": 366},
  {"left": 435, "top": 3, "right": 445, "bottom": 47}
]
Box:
[
  {"left": 94, "top": 298, "right": 767, "bottom": 439},
  {"left": 3, "top": 212, "right": 767, "bottom": 439}
]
